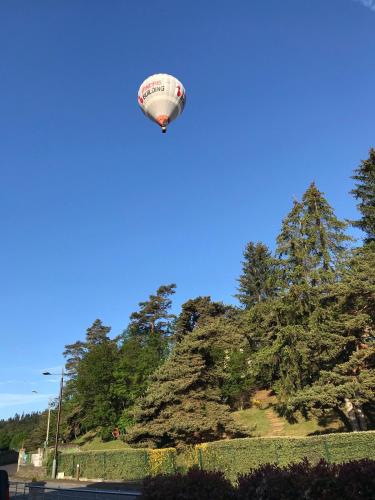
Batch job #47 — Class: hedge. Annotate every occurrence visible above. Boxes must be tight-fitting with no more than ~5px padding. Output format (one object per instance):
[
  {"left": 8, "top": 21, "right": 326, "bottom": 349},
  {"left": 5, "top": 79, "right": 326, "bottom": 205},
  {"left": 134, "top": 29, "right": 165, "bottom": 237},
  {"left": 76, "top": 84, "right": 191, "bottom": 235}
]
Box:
[
  {"left": 53, "top": 447, "right": 176, "bottom": 480},
  {"left": 197, "top": 431, "right": 375, "bottom": 482},
  {"left": 52, "top": 431, "right": 375, "bottom": 482}
]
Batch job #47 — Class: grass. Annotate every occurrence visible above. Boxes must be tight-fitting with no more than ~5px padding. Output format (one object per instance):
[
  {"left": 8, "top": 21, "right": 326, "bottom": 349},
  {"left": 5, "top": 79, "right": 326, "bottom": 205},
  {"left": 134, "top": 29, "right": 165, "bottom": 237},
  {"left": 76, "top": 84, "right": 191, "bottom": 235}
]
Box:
[
  {"left": 232, "top": 390, "right": 344, "bottom": 438},
  {"left": 67, "top": 431, "right": 130, "bottom": 452},
  {"left": 233, "top": 407, "right": 272, "bottom": 437},
  {"left": 80, "top": 436, "right": 130, "bottom": 451}
]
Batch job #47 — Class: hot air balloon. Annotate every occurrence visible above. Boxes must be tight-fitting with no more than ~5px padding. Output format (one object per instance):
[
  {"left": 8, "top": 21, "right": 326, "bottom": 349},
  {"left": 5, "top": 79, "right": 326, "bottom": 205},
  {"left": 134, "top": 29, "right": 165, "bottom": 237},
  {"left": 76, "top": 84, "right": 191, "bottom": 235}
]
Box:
[{"left": 138, "top": 74, "right": 186, "bottom": 133}]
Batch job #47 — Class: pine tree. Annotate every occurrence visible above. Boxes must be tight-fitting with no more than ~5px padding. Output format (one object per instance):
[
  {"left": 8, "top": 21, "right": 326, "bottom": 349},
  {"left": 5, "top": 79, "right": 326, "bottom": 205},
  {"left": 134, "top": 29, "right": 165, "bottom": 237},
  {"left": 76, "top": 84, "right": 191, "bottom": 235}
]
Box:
[
  {"left": 75, "top": 338, "right": 120, "bottom": 432},
  {"left": 351, "top": 148, "right": 375, "bottom": 243},
  {"left": 129, "top": 284, "right": 176, "bottom": 338},
  {"left": 125, "top": 318, "right": 249, "bottom": 448},
  {"left": 86, "top": 319, "right": 111, "bottom": 345},
  {"left": 277, "top": 183, "right": 350, "bottom": 287},
  {"left": 236, "top": 242, "right": 278, "bottom": 308},
  {"left": 63, "top": 340, "right": 87, "bottom": 379},
  {"left": 289, "top": 243, "right": 375, "bottom": 430},
  {"left": 174, "top": 296, "right": 227, "bottom": 342}
]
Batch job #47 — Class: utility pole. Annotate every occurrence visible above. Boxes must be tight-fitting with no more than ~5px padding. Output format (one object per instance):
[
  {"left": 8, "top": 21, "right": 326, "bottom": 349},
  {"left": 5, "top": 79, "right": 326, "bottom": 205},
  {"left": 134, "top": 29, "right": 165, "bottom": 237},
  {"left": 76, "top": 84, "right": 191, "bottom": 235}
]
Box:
[
  {"left": 45, "top": 398, "right": 52, "bottom": 449},
  {"left": 43, "top": 368, "right": 64, "bottom": 479}
]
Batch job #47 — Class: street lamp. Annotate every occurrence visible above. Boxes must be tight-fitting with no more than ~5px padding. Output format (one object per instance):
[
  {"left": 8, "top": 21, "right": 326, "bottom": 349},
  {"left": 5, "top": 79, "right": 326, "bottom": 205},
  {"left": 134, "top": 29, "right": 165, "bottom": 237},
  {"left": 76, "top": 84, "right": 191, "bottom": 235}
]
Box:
[
  {"left": 44, "top": 398, "right": 53, "bottom": 450},
  {"left": 43, "top": 368, "right": 64, "bottom": 479}
]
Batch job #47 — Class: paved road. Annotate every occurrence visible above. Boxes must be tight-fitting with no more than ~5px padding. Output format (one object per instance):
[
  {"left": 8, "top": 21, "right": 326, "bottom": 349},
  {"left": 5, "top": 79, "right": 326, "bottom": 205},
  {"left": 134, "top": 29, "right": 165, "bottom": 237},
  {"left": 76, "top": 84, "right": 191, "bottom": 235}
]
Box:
[
  {"left": 1, "top": 463, "right": 141, "bottom": 499},
  {"left": 9, "top": 482, "right": 141, "bottom": 500}
]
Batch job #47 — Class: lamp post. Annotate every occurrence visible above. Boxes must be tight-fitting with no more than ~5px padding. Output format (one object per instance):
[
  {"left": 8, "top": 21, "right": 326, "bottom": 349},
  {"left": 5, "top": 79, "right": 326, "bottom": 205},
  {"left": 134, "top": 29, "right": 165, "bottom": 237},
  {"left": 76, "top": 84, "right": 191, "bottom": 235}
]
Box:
[
  {"left": 43, "top": 368, "right": 64, "bottom": 479},
  {"left": 45, "top": 398, "right": 53, "bottom": 449}
]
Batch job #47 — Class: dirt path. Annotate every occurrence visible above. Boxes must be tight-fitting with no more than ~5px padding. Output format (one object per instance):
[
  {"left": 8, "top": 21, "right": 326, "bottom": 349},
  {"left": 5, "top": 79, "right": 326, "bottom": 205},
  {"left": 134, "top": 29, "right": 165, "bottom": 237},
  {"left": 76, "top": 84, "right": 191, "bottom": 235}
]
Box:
[
  {"left": 265, "top": 408, "right": 284, "bottom": 436},
  {"left": 254, "top": 390, "right": 284, "bottom": 436}
]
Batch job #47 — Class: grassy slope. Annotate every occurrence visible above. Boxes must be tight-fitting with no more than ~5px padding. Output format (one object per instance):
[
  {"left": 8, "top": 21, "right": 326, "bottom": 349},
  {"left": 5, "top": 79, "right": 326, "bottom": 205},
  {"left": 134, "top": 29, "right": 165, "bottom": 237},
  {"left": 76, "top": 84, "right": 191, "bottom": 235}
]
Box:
[
  {"left": 233, "top": 391, "right": 344, "bottom": 437},
  {"left": 66, "top": 391, "right": 344, "bottom": 452}
]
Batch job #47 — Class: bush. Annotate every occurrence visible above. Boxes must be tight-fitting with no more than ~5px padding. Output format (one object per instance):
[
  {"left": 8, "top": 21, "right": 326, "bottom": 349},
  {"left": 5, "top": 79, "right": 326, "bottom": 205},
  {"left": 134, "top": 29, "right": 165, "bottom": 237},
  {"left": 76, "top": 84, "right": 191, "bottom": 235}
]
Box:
[
  {"left": 336, "top": 459, "right": 375, "bottom": 500},
  {"left": 141, "top": 468, "right": 236, "bottom": 500},
  {"left": 237, "top": 459, "right": 375, "bottom": 500},
  {"left": 54, "top": 448, "right": 176, "bottom": 480},
  {"left": 198, "top": 431, "right": 375, "bottom": 482}
]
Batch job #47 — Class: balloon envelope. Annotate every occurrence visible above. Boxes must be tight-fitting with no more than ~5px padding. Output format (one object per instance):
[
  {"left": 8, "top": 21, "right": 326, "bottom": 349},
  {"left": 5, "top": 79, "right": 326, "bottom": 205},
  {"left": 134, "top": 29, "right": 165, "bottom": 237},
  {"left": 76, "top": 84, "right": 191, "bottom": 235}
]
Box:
[{"left": 138, "top": 74, "right": 186, "bottom": 132}]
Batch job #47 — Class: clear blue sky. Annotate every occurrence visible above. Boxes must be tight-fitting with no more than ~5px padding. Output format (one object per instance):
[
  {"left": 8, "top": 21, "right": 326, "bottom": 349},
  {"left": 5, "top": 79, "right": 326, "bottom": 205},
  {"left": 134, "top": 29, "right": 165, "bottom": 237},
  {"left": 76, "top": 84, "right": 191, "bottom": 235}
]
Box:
[{"left": 0, "top": 0, "right": 374, "bottom": 419}]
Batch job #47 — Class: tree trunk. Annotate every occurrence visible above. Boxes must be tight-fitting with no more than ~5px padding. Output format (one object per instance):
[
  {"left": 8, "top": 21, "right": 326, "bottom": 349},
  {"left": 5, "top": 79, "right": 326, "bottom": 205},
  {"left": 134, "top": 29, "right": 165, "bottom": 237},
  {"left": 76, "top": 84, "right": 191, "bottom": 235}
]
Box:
[
  {"left": 344, "top": 398, "right": 360, "bottom": 431},
  {"left": 335, "top": 407, "right": 352, "bottom": 432},
  {"left": 355, "top": 405, "right": 368, "bottom": 431}
]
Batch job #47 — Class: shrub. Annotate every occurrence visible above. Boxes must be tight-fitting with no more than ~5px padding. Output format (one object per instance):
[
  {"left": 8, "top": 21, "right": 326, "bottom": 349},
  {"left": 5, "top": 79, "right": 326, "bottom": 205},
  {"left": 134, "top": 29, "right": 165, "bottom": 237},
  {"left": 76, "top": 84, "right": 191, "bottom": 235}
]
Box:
[
  {"left": 237, "top": 459, "right": 375, "bottom": 500},
  {"left": 141, "top": 468, "right": 236, "bottom": 500},
  {"left": 336, "top": 459, "right": 375, "bottom": 500},
  {"left": 54, "top": 448, "right": 176, "bottom": 480},
  {"left": 198, "top": 430, "right": 375, "bottom": 482}
]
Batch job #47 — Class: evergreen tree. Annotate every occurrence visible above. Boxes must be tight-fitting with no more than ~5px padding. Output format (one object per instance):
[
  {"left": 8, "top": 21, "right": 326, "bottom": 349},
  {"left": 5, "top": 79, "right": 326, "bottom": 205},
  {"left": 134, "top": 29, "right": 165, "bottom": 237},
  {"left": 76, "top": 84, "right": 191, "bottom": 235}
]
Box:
[
  {"left": 277, "top": 183, "right": 350, "bottom": 287},
  {"left": 174, "top": 296, "right": 227, "bottom": 342},
  {"left": 129, "top": 284, "right": 176, "bottom": 338},
  {"left": 125, "top": 318, "right": 249, "bottom": 448},
  {"left": 288, "top": 243, "right": 375, "bottom": 430},
  {"left": 75, "top": 337, "right": 120, "bottom": 433},
  {"left": 63, "top": 340, "right": 87, "bottom": 379},
  {"left": 351, "top": 148, "right": 375, "bottom": 243},
  {"left": 86, "top": 318, "right": 111, "bottom": 345},
  {"left": 236, "top": 242, "right": 278, "bottom": 308},
  {"left": 113, "top": 331, "right": 169, "bottom": 434}
]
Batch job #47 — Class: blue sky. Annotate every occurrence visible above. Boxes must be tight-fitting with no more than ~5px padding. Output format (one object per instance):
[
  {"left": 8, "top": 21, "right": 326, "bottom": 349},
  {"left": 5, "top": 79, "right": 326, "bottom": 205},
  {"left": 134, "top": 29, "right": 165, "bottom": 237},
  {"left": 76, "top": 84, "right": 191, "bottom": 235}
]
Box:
[{"left": 0, "top": 0, "right": 374, "bottom": 419}]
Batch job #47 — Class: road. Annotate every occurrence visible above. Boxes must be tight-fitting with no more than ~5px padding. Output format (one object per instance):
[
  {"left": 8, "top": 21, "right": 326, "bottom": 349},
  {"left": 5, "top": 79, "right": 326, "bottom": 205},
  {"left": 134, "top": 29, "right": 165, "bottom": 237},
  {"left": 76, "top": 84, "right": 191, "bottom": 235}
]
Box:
[
  {"left": 1, "top": 462, "right": 141, "bottom": 499},
  {"left": 8, "top": 482, "right": 141, "bottom": 499}
]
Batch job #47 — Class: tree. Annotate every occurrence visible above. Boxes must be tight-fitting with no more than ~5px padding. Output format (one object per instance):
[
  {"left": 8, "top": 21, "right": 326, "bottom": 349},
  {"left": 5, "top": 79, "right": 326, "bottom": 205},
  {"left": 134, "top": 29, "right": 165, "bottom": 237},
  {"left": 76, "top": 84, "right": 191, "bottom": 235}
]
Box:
[
  {"left": 75, "top": 337, "right": 120, "bottom": 432},
  {"left": 236, "top": 242, "right": 278, "bottom": 308},
  {"left": 63, "top": 340, "right": 87, "bottom": 379},
  {"left": 129, "top": 284, "right": 176, "bottom": 338},
  {"left": 277, "top": 183, "right": 350, "bottom": 287},
  {"left": 351, "top": 148, "right": 375, "bottom": 243},
  {"left": 86, "top": 319, "right": 111, "bottom": 345},
  {"left": 113, "top": 331, "right": 169, "bottom": 434},
  {"left": 174, "top": 296, "right": 227, "bottom": 342},
  {"left": 125, "top": 318, "right": 249, "bottom": 448},
  {"left": 288, "top": 244, "right": 375, "bottom": 430}
]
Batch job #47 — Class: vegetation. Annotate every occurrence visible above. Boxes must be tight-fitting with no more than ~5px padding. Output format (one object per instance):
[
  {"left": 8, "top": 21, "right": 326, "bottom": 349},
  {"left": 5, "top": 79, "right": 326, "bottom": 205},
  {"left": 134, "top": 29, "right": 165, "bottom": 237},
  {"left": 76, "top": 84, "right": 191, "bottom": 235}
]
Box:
[
  {"left": 51, "top": 447, "right": 176, "bottom": 480},
  {"left": 0, "top": 412, "right": 45, "bottom": 451},
  {"left": 53, "top": 431, "right": 375, "bottom": 483},
  {"left": 140, "top": 459, "right": 375, "bottom": 500},
  {"left": 141, "top": 468, "right": 236, "bottom": 500},
  {"left": 3, "top": 148, "right": 375, "bottom": 454},
  {"left": 194, "top": 431, "right": 375, "bottom": 482}
]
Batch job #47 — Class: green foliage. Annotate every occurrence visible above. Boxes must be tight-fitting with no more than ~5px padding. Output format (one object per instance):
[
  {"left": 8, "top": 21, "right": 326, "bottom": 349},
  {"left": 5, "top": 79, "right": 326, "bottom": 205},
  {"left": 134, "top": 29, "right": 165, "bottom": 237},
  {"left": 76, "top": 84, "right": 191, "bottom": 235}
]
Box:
[
  {"left": 11, "top": 153, "right": 375, "bottom": 451},
  {"left": 236, "top": 242, "right": 278, "bottom": 308},
  {"left": 75, "top": 338, "right": 120, "bottom": 431},
  {"left": 53, "top": 448, "right": 176, "bottom": 480},
  {"left": 113, "top": 333, "right": 168, "bottom": 415},
  {"left": 52, "top": 433, "right": 375, "bottom": 484},
  {"left": 126, "top": 318, "right": 250, "bottom": 448},
  {"left": 277, "top": 182, "right": 350, "bottom": 287},
  {"left": 129, "top": 284, "right": 176, "bottom": 338},
  {"left": 197, "top": 431, "right": 375, "bottom": 482},
  {"left": 174, "top": 296, "right": 227, "bottom": 342},
  {"left": 288, "top": 243, "right": 375, "bottom": 430},
  {"left": 0, "top": 412, "right": 43, "bottom": 451},
  {"left": 351, "top": 148, "right": 375, "bottom": 242}
]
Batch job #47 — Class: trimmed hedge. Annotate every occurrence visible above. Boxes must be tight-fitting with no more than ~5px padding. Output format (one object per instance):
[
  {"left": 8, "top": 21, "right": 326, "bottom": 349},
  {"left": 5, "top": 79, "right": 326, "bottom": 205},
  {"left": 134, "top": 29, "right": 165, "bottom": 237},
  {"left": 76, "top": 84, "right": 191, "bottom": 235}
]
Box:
[
  {"left": 52, "top": 431, "right": 375, "bottom": 482},
  {"left": 198, "top": 431, "right": 375, "bottom": 482},
  {"left": 54, "top": 448, "right": 176, "bottom": 480}
]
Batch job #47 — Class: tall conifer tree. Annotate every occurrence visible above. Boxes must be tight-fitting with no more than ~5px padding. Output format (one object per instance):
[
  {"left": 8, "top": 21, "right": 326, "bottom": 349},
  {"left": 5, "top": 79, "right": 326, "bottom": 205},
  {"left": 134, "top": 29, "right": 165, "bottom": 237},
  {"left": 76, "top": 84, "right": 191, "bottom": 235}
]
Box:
[
  {"left": 277, "top": 183, "right": 350, "bottom": 287},
  {"left": 351, "top": 148, "right": 375, "bottom": 242},
  {"left": 236, "top": 242, "right": 278, "bottom": 308},
  {"left": 125, "top": 318, "right": 249, "bottom": 448}
]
